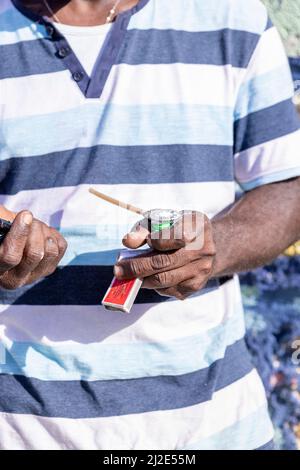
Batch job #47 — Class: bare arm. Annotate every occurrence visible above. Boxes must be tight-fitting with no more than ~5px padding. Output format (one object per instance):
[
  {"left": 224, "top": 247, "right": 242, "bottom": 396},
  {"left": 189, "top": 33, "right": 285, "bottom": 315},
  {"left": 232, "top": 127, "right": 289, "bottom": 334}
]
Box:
[{"left": 212, "top": 177, "right": 300, "bottom": 277}]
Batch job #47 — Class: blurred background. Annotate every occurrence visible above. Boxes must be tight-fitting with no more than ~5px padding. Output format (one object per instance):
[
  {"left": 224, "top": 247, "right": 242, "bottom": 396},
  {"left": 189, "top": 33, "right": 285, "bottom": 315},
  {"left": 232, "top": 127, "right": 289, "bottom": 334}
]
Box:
[{"left": 242, "top": 0, "right": 300, "bottom": 451}]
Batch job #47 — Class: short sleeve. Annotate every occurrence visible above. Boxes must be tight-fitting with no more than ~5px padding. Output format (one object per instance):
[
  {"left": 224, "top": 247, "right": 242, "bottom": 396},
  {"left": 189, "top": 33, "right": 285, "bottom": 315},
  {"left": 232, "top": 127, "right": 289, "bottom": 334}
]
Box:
[{"left": 234, "top": 19, "right": 300, "bottom": 191}]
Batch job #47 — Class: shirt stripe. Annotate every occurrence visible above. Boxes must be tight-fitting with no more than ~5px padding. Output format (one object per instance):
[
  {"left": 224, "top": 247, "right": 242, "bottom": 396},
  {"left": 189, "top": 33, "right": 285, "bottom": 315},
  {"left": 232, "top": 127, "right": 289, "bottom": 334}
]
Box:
[
  {"left": 0, "top": 340, "right": 253, "bottom": 418},
  {"left": 128, "top": 0, "right": 269, "bottom": 35},
  {"left": 1, "top": 65, "right": 243, "bottom": 119},
  {"left": 234, "top": 99, "right": 300, "bottom": 153},
  {"left": 0, "top": 265, "right": 226, "bottom": 305},
  {"left": 234, "top": 65, "right": 294, "bottom": 120},
  {"left": 1, "top": 104, "right": 234, "bottom": 156},
  {"left": 183, "top": 404, "right": 273, "bottom": 450},
  {"left": 235, "top": 130, "right": 300, "bottom": 187},
  {"left": 0, "top": 183, "right": 235, "bottom": 226},
  {"left": 0, "top": 370, "right": 269, "bottom": 449},
  {"left": 0, "top": 145, "right": 234, "bottom": 194},
  {"left": 0, "top": 311, "right": 245, "bottom": 381},
  {"left": 0, "top": 277, "right": 240, "bottom": 345},
  {"left": 0, "top": 29, "right": 262, "bottom": 81}
]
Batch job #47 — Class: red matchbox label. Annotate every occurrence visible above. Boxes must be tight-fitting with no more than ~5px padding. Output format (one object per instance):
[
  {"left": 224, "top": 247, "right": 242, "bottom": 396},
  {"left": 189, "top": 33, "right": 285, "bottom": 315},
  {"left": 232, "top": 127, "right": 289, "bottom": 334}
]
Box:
[{"left": 103, "top": 277, "right": 137, "bottom": 306}]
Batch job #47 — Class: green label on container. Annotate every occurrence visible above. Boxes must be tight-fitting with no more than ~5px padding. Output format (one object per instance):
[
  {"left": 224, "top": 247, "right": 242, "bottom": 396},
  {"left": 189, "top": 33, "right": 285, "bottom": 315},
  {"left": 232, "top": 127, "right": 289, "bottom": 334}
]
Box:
[{"left": 151, "top": 221, "right": 174, "bottom": 232}]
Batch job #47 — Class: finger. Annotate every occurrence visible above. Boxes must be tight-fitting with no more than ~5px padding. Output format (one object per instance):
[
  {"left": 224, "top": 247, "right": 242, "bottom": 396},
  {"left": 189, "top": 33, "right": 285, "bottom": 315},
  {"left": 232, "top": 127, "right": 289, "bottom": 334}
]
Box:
[
  {"left": 12, "top": 220, "right": 45, "bottom": 281},
  {"left": 115, "top": 246, "right": 200, "bottom": 280},
  {"left": 55, "top": 230, "right": 68, "bottom": 260},
  {"left": 0, "top": 211, "right": 33, "bottom": 274},
  {"left": 155, "top": 276, "right": 208, "bottom": 301},
  {"left": 29, "top": 239, "right": 59, "bottom": 281},
  {"left": 177, "top": 276, "right": 209, "bottom": 297},
  {"left": 47, "top": 227, "right": 68, "bottom": 262},
  {"left": 122, "top": 220, "right": 149, "bottom": 249},
  {"left": 150, "top": 255, "right": 214, "bottom": 299},
  {"left": 142, "top": 259, "right": 203, "bottom": 289},
  {"left": 147, "top": 211, "right": 205, "bottom": 252},
  {"left": 155, "top": 286, "right": 187, "bottom": 300},
  {"left": 29, "top": 227, "right": 63, "bottom": 281}
]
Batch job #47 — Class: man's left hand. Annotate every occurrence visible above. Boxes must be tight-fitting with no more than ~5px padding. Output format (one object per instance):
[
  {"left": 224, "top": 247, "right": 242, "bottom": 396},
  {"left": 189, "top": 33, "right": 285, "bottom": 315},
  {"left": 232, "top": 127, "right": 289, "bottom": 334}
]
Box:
[{"left": 114, "top": 211, "right": 216, "bottom": 300}]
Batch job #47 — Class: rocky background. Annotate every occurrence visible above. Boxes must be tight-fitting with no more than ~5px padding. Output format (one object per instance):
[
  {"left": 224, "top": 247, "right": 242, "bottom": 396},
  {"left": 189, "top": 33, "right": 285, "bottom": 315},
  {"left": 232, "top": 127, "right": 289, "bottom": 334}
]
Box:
[
  {"left": 242, "top": 0, "right": 300, "bottom": 451},
  {"left": 262, "top": 0, "right": 300, "bottom": 57}
]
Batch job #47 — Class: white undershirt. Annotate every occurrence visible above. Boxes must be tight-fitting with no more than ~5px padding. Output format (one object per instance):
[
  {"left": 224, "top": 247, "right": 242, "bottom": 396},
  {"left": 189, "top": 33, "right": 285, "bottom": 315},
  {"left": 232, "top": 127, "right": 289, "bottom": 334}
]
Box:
[{"left": 54, "top": 22, "right": 112, "bottom": 76}]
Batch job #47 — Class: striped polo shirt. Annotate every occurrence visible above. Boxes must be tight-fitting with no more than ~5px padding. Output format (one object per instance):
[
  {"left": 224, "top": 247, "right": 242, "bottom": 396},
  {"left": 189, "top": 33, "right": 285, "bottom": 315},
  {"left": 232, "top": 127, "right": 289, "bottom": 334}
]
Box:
[{"left": 0, "top": 0, "right": 299, "bottom": 450}]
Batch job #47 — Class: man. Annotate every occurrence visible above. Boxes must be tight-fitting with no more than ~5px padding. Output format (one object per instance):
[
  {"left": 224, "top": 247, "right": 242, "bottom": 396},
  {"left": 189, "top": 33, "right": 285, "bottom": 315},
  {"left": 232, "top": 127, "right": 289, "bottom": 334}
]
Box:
[{"left": 0, "top": 0, "right": 299, "bottom": 450}]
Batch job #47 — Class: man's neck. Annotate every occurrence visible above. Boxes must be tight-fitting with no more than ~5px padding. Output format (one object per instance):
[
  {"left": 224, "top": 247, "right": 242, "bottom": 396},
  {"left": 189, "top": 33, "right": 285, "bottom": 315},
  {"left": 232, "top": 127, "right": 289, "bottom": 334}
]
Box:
[{"left": 17, "top": 0, "right": 140, "bottom": 26}]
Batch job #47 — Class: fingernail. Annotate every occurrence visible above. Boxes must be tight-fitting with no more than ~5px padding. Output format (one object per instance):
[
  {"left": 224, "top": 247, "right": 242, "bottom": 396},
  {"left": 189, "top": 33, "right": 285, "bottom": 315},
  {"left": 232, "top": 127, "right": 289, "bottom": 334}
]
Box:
[
  {"left": 23, "top": 212, "right": 33, "bottom": 225},
  {"left": 114, "top": 265, "right": 124, "bottom": 278}
]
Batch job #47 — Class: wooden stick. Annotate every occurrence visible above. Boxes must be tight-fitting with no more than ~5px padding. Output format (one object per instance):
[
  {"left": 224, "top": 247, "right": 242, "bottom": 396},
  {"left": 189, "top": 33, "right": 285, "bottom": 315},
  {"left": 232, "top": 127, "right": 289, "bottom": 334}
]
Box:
[{"left": 89, "top": 187, "right": 144, "bottom": 215}]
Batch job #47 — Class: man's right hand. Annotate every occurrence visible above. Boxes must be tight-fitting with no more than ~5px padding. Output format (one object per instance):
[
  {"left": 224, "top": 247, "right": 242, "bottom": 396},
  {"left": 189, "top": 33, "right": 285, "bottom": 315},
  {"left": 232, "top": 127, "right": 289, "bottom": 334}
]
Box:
[{"left": 0, "top": 211, "right": 67, "bottom": 290}]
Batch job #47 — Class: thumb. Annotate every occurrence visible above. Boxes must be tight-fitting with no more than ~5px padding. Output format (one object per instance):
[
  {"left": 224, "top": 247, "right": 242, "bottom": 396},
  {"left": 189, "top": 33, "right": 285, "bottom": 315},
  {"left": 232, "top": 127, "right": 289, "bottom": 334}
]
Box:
[{"left": 122, "top": 221, "right": 149, "bottom": 249}]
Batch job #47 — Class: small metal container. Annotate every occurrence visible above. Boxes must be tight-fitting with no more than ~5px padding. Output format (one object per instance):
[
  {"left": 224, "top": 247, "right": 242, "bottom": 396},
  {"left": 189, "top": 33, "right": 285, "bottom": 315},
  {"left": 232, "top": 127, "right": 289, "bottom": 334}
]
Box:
[{"left": 143, "top": 208, "right": 182, "bottom": 233}]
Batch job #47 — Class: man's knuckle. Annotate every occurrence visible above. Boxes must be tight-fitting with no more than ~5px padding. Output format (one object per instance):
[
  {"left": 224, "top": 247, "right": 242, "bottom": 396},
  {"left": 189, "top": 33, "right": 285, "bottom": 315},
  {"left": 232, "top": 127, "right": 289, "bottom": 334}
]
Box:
[
  {"left": 129, "top": 260, "right": 141, "bottom": 278},
  {"left": 176, "top": 291, "right": 186, "bottom": 300},
  {"left": 13, "top": 226, "right": 30, "bottom": 241},
  {"left": 2, "top": 248, "right": 21, "bottom": 267},
  {"left": 152, "top": 273, "right": 161, "bottom": 285},
  {"left": 153, "top": 271, "right": 168, "bottom": 286},
  {"left": 192, "top": 280, "right": 201, "bottom": 291},
  {"left": 45, "top": 244, "right": 59, "bottom": 258},
  {"left": 184, "top": 248, "right": 197, "bottom": 261},
  {"left": 167, "top": 270, "right": 177, "bottom": 286},
  {"left": 150, "top": 253, "right": 171, "bottom": 271},
  {"left": 203, "top": 268, "right": 211, "bottom": 277},
  {"left": 202, "top": 259, "right": 213, "bottom": 271},
  {"left": 180, "top": 278, "right": 198, "bottom": 293},
  {"left": 193, "top": 277, "right": 207, "bottom": 291},
  {"left": 184, "top": 281, "right": 197, "bottom": 292},
  {"left": 25, "top": 247, "right": 44, "bottom": 264},
  {"left": 207, "top": 241, "right": 216, "bottom": 255},
  {"left": 45, "top": 248, "right": 58, "bottom": 259}
]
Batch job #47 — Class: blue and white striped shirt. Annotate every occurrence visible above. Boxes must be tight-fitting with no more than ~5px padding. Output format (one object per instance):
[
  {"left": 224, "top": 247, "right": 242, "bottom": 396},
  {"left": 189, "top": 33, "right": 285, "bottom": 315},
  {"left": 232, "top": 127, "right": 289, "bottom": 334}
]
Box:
[{"left": 0, "top": 0, "right": 299, "bottom": 450}]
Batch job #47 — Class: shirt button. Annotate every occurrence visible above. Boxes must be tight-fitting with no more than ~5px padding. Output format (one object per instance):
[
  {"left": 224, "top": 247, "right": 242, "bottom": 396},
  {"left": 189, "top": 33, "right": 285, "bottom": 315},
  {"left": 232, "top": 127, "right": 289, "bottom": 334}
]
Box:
[
  {"left": 58, "top": 47, "right": 70, "bottom": 58},
  {"left": 72, "top": 71, "right": 84, "bottom": 82}
]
